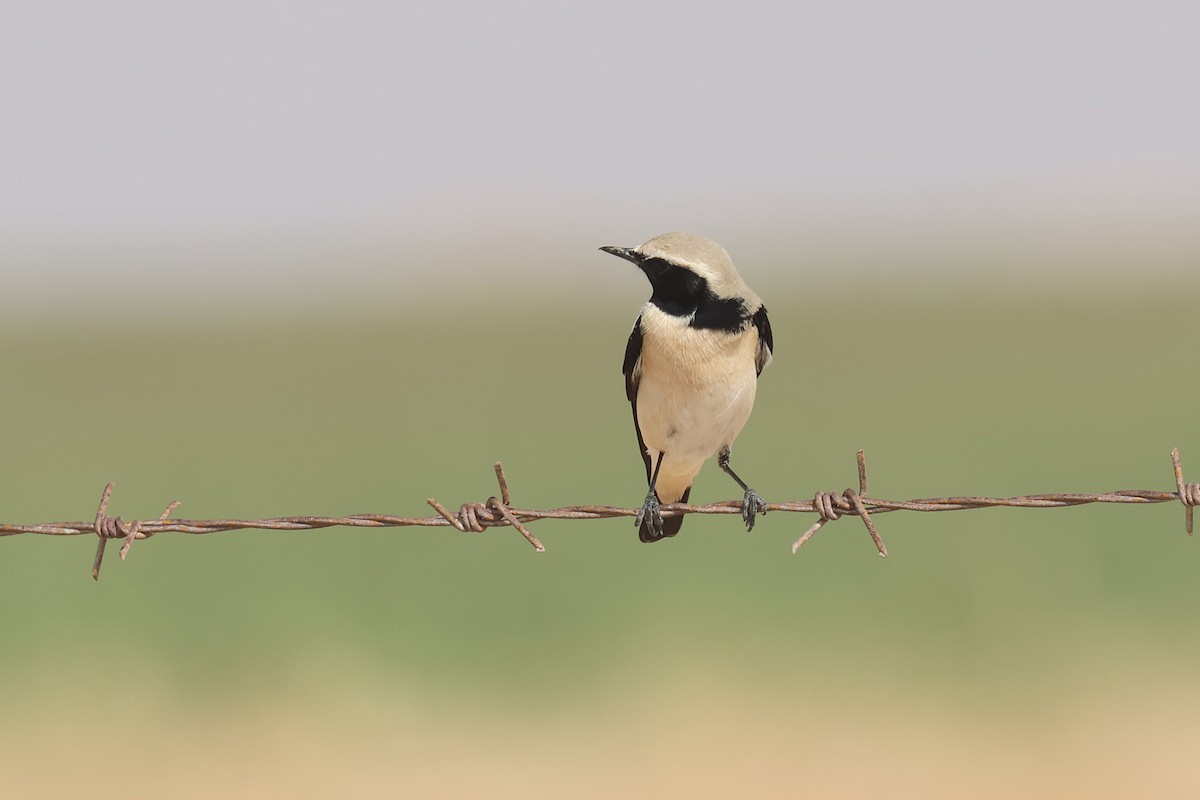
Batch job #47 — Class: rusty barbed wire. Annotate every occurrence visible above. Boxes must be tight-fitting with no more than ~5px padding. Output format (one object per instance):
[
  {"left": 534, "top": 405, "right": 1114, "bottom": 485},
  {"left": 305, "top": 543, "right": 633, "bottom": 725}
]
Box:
[{"left": 1, "top": 449, "right": 1196, "bottom": 580}]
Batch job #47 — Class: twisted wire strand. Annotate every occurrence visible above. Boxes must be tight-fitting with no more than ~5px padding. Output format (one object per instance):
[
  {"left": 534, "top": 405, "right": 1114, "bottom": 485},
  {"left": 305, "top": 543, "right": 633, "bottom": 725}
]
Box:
[{"left": 1, "top": 449, "right": 1196, "bottom": 580}]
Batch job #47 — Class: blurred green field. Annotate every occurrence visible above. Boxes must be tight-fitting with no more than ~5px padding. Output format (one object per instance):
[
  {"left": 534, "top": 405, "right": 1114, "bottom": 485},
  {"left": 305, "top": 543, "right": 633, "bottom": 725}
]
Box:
[{"left": 2, "top": 281, "right": 1199, "bottom": 797}]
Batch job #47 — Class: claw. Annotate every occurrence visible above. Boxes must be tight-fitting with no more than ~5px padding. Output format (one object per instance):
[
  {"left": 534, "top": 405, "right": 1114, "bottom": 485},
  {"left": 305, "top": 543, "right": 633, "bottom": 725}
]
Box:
[
  {"left": 742, "top": 488, "right": 768, "bottom": 532},
  {"left": 635, "top": 490, "right": 664, "bottom": 539}
]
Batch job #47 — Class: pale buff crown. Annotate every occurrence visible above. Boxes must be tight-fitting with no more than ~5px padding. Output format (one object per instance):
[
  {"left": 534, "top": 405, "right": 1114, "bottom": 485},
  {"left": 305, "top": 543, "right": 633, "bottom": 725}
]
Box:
[{"left": 633, "top": 232, "right": 762, "bottom": 309}]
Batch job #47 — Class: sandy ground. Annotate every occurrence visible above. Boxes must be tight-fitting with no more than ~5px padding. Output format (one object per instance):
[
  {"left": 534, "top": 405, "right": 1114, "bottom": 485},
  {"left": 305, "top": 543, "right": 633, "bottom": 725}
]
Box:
[{"left": 8, "top": 659, "right": 1200, "bottom": 800}]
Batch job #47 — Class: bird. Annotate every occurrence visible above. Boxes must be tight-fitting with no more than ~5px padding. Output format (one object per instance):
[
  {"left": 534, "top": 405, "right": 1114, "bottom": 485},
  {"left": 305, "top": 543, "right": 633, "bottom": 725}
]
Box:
[{"left": 600, "top": 232, "right": 773, "bottom": 543}]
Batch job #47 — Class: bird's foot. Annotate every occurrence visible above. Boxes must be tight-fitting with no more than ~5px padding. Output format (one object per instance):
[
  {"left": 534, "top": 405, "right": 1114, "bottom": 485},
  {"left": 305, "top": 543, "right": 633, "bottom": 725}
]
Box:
[
  {"left": 634, "top": 490, "right": 664, "bottom": 539},
  {"left": 742, "top": 488, "right": 768, "bottom": 532}
]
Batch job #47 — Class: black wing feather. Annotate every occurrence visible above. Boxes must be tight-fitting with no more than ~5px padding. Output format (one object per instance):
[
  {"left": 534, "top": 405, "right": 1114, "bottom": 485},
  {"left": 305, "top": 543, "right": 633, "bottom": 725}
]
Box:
[
  {"left": 622, "top": 317, "right": 643, "bottom": 401},
  {"left": 622, "top": 317, "right": 653, "bottom": 483},
  {"left": 752, "top": 305, "right": 773, "bottom": 376}
]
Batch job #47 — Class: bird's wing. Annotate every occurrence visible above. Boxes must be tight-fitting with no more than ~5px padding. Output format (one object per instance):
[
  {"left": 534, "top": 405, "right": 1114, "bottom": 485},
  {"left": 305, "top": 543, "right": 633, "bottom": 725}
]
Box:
[
  {"left": 752, "top": 305, "right": 773, "bottom": 376},
  {"left": 622, "top": 316, "right": 653, "bottom": 483}
]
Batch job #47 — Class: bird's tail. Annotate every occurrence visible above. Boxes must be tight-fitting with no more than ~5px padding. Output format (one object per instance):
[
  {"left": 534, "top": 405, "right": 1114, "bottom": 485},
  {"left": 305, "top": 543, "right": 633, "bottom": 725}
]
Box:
[{"left": 640, "top": 485, "right": 692, "bottom": 543}]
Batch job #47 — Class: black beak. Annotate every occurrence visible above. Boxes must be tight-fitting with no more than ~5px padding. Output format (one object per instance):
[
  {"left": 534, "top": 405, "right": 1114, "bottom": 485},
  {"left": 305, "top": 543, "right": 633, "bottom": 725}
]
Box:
[{"left": 599, "top": 245, "right": 642, "bottom": 265}]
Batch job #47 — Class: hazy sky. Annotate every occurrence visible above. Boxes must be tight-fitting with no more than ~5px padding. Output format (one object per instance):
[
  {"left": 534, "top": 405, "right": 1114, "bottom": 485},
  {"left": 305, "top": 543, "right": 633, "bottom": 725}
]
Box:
[{"left": 4, "top": 1, "right": 1197, "bottom": 306}]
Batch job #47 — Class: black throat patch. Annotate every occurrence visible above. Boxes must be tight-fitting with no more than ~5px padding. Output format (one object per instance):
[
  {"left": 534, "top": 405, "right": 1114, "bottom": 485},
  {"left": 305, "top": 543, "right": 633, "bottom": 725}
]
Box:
[{"left": 640, "top": 257, "right": 749, "bottom": 334}]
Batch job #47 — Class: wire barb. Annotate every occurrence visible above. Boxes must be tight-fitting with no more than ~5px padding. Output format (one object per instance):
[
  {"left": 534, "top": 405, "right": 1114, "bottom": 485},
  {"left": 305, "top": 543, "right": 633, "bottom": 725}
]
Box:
[
  {"left": 426, "top": 462, "right": 544, "bottom": 551},
  {"left": 1172, "top": 448, "right": 1198, "bottom": 535},
  {"left": 426, "top": 497, "right": 466, "bottom": 531},
  {"left": 91, "top": 482, "right": 116, "bottom": 581},
  {"left": 791, "top": 451, "right": 888, "bottom": 556},
  {"left": 89, "top": 485, "right": 183, "bottom": 579}
]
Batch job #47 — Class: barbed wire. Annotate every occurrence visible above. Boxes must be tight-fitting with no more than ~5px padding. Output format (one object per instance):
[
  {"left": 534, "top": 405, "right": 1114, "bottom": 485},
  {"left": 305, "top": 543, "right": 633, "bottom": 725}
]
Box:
[{"left": 1, "top": 449, "right": 1196, "bottom": 580}]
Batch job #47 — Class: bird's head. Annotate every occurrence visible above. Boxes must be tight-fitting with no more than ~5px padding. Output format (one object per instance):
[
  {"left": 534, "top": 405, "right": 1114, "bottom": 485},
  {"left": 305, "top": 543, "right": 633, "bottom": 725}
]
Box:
[{"left": 600, "top": 232, "right": 760, "bottom": 314}]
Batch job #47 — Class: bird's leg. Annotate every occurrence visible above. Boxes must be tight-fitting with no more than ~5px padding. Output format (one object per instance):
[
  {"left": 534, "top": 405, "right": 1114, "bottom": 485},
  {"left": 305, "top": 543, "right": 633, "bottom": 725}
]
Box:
[
  {"left": 718, "top": 447, "right": 768, "bottom": 531},
  {"left": 635, "top": 451, "right": 666, "bottom": 538}
]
